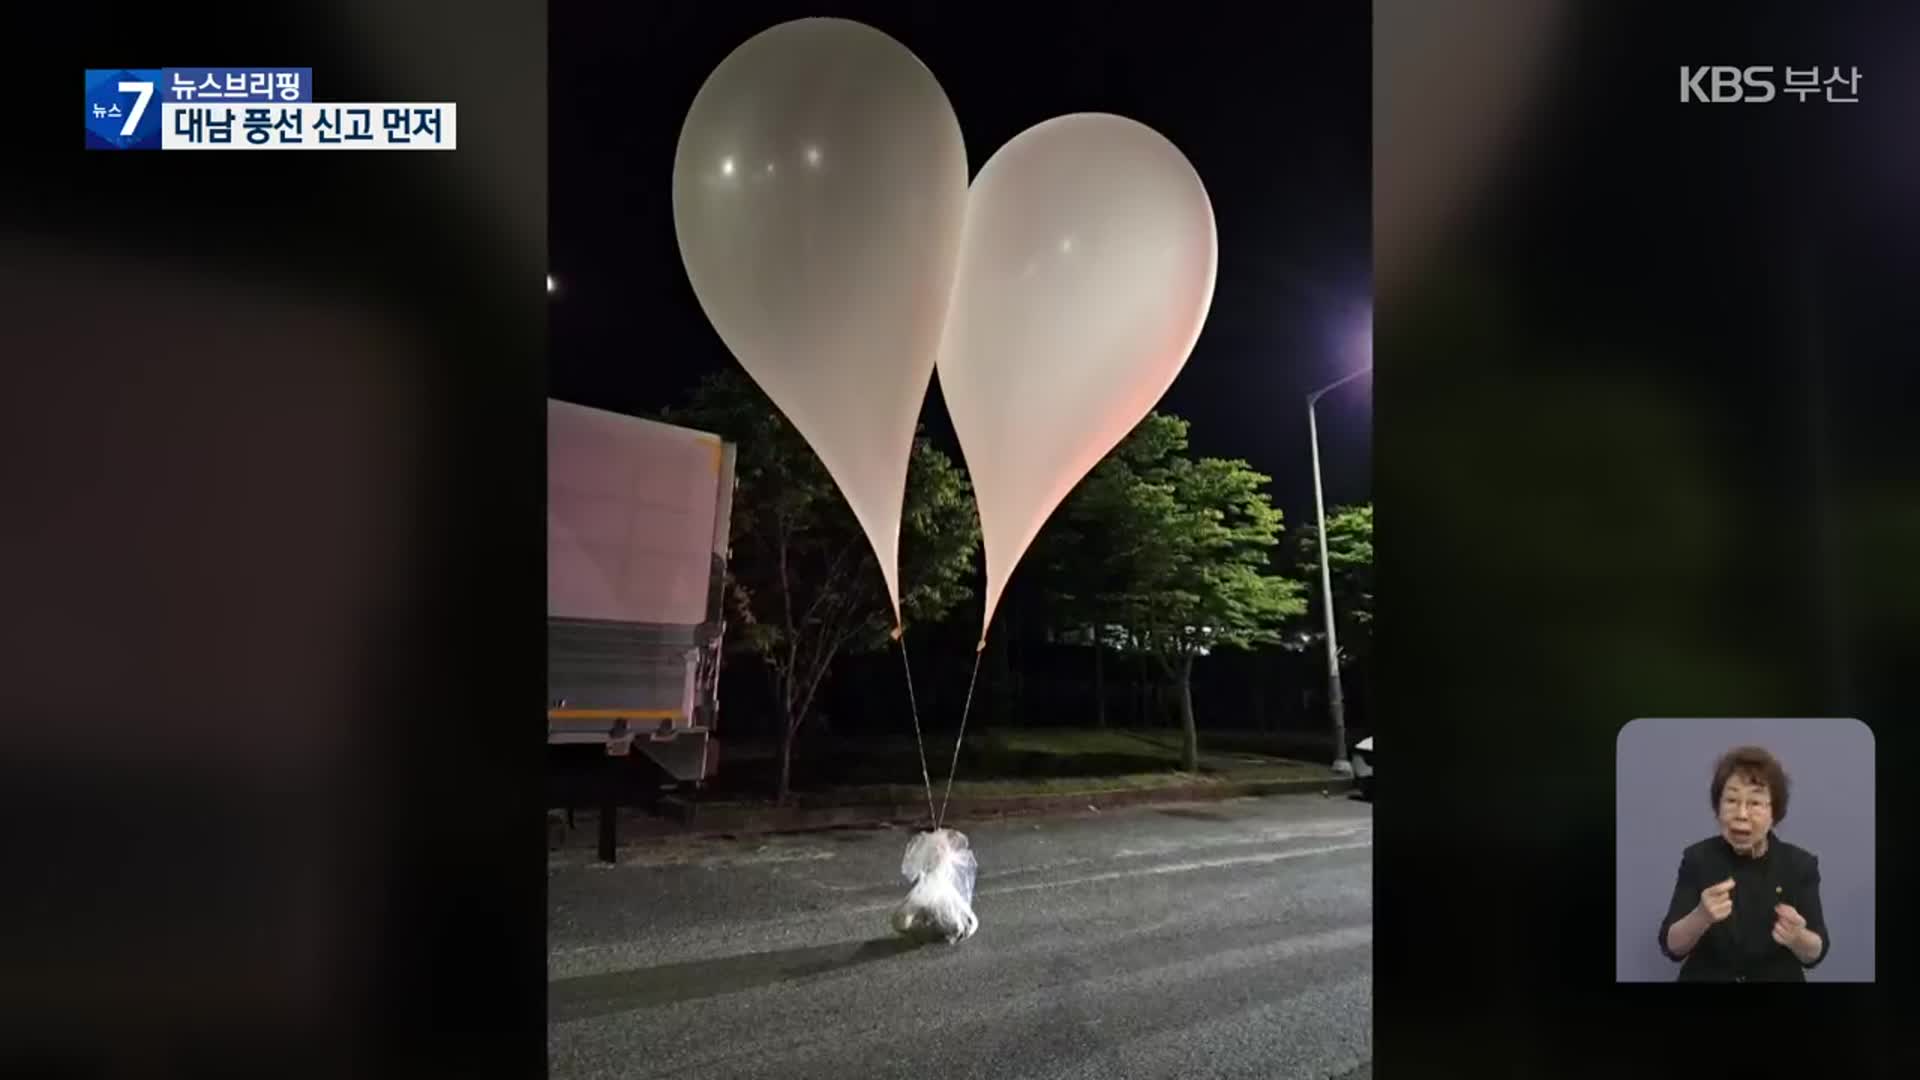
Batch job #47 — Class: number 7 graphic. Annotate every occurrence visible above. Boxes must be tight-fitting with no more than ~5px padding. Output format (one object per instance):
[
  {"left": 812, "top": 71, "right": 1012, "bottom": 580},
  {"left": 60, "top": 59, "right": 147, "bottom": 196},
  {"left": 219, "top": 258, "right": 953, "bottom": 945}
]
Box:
[{"left": 118, "top": 80, "right": 153, "bottom": 136}]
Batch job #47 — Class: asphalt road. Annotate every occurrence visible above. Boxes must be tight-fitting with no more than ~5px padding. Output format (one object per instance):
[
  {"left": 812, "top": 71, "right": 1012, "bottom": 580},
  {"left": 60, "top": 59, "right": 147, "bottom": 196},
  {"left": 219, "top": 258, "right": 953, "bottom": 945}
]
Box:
[{"left": 549, "top": 794, "right": 1373, "bottom": 1080}]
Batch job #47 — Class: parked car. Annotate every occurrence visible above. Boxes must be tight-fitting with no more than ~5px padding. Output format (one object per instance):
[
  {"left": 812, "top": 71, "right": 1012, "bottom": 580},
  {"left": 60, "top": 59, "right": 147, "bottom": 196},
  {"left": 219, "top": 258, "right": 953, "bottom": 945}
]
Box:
[{"left": 1351, "top": 736, "right": 1373, "bottom": 798}]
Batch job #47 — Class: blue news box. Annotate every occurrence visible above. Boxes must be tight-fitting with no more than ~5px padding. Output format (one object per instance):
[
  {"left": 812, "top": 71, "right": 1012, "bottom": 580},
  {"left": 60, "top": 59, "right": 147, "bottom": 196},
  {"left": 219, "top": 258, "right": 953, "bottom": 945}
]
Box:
[{"left": 85, "top": 69, "right": 164, "bottom": 150}]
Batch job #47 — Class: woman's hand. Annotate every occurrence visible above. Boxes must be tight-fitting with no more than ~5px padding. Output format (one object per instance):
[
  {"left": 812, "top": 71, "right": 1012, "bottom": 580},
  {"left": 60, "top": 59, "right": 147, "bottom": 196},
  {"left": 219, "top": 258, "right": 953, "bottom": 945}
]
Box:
[
  {"left": 1694, "top": 877, "right": 1735, "bottom": 923},
  {"left": 1772, "top": 903, "right": 1822, "bottom": 963},
  {"left": 1666, "top": 877, "right": 1734, "bottom": 959}
]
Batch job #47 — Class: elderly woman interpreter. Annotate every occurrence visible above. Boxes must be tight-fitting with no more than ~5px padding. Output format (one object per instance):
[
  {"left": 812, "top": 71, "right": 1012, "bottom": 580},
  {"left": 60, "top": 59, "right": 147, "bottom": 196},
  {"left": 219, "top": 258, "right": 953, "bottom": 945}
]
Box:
[{"left": 1658, "top": 745, "right": 1830, "bottom": 982}]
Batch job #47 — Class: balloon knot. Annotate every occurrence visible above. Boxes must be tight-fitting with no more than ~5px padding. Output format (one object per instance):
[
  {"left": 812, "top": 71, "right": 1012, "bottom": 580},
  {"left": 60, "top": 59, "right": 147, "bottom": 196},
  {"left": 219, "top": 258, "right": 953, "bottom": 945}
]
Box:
[
  {"left": 890, "top": 624, "right": 904, "bottom": 641},
  {"left": 976, "top": 639, "right": 987, "bottom": 653}
]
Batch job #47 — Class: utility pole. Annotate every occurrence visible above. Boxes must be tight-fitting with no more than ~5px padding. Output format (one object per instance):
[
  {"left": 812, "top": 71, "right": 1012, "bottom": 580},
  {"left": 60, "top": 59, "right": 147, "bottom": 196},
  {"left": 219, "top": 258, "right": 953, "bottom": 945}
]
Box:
[{"left": 1307, "top": 366, "right": 1370, "bottom": 775}]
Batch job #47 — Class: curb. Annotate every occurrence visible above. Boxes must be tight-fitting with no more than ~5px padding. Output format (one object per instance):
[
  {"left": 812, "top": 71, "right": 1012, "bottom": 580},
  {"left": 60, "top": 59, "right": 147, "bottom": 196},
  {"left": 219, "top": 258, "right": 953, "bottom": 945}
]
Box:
[{"left": 556, "top": 773, "right": 1357, "bottom": 849}]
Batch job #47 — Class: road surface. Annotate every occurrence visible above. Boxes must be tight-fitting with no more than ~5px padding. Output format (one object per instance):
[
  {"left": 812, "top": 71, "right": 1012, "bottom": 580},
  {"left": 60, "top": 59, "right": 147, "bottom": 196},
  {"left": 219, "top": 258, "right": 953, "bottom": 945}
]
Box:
[{"left": 549, "top": 793, "right": 1372, "bottom": 1079}]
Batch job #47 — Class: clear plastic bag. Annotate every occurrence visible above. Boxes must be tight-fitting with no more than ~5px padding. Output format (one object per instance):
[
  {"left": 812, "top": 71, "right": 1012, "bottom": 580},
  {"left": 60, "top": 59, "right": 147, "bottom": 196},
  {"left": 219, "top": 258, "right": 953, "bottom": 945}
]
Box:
[{"left": 889, "top": 827, "right": 979, "bottom": 944}]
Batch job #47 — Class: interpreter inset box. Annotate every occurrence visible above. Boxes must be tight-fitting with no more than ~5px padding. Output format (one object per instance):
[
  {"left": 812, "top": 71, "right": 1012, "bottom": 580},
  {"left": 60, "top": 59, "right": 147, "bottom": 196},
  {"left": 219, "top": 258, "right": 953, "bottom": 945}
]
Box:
[{"left": 1615, "top": 717, "right": 1874, "bottom": 983}]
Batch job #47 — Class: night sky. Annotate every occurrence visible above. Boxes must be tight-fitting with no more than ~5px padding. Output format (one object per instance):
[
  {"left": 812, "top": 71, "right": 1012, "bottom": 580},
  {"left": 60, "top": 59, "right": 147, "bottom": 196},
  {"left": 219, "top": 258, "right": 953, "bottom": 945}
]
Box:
[{"left": 551, "top": 2, "right": 1372, "bottom": 528}]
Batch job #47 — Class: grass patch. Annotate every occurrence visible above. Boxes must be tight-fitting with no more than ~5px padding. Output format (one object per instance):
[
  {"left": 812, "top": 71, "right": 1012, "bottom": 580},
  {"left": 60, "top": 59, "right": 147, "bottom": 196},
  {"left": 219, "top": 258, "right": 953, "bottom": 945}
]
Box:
[{"left": 696, "top": 727, "right": 1337, "bottom": 807}]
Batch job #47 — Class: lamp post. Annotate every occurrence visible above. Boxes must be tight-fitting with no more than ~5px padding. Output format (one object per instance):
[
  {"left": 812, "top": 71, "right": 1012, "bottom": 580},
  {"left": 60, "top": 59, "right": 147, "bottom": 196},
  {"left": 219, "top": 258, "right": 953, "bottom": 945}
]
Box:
[{"left": 1307, "top": 365, "right": 1370, "bottom": 775}]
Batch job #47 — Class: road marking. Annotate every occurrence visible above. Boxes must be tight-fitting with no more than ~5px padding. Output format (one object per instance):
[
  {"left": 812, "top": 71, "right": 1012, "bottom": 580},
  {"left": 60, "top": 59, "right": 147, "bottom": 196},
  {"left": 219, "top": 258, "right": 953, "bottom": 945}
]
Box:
[
  {"left": 1113, "top": 821, "right": 1372, "bottom": 859},
  {"left": 988, "top": 839, "right": 1373, "bottom": 897},
  {"left": 605, "top": 846, "right": 840, "bottom": 870},
  {"left": 800, "top": 853, "right": 1101, "bottom": 893},
  {"left": 781, "top": 831, "right": 1369, "bottom": 897}
]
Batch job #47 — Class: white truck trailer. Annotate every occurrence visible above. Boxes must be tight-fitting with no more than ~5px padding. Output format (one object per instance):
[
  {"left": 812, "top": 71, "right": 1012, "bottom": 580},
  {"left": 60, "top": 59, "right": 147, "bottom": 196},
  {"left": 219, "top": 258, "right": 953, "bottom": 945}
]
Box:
[{"left": 547, "top": 399, "right": 735, "bottom": 856}]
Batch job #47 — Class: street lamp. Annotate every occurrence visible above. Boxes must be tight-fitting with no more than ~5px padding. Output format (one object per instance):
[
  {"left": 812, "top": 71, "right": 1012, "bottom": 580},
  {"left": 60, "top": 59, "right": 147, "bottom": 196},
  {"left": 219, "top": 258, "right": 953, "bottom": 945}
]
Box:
[{"left": 1307, "top": 365, "right": 1371, "bottom": 775}]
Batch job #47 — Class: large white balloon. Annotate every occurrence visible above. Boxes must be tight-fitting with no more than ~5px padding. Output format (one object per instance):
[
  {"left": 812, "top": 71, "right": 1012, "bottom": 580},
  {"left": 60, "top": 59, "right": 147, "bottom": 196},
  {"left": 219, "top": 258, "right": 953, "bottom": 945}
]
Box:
[
  {"left": 673, "top": 18, "right": 969, "bottom": 624},
  {"left": 936, "top": 113, "right": 1218, "bottom": 645}
]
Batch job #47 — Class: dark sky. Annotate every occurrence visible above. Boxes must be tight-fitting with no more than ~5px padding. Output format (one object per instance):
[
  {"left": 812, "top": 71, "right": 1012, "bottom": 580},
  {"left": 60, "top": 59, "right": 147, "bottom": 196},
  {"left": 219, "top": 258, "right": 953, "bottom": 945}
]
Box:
[{"left": 551, "top": 2, "right": 1372, "bottom": 527}]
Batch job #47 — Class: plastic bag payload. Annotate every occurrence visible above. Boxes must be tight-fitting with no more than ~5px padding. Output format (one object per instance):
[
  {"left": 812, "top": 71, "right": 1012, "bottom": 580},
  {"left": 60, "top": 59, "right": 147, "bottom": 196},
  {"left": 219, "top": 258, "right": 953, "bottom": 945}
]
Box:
[{"left": 889, "top": 827, "right": 978, "bottom": 944}]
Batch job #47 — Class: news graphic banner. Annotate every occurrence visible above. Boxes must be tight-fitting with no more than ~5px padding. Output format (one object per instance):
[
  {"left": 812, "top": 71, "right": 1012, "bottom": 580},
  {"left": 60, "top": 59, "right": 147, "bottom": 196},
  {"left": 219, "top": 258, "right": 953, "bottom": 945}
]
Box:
[{"left": 85, "top": 68, "right": 456, "bottom": 150}]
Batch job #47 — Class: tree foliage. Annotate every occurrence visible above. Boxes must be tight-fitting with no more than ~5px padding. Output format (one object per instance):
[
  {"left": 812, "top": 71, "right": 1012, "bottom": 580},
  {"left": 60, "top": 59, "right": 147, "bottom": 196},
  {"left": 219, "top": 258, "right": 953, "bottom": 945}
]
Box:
[
  {"left": 1286, "top": 502, "right": 1373, "bottom": 668},
  {"left": 1121, "top": 457, "right": 1305, "bottom": 666},
  {"left": 1039, "top": 413, "right": 1306, "bottom": 768},
  {"left": 664, "top": 369, "right": 981, "bottom": 800}
]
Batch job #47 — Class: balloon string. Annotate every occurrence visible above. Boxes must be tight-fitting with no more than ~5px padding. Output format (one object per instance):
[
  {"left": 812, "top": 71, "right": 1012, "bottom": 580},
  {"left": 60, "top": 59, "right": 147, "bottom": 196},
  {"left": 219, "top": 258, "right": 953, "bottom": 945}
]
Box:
[
  {"left": 937, "top": 643, "right": 987, "bottom": 828},
  {"left": 895, "top": 627, "right": 937, "bottom": 828}
]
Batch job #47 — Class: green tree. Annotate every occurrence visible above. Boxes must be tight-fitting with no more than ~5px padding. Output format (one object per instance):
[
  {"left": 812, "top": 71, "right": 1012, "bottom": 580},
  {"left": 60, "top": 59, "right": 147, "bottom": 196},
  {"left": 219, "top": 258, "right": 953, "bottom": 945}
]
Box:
[
  {"left": 1287, "top": 502, "right": 1374, "bottom": 670},
  {"left": 665, "top": 370, "right": 981, "bottom": 803},
  {"left": 1030, "top": 426, "right": 1176, "bottom": 728},
  {"left": 1050, "top": 414, "right": 1306, "bottom": 771}
]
